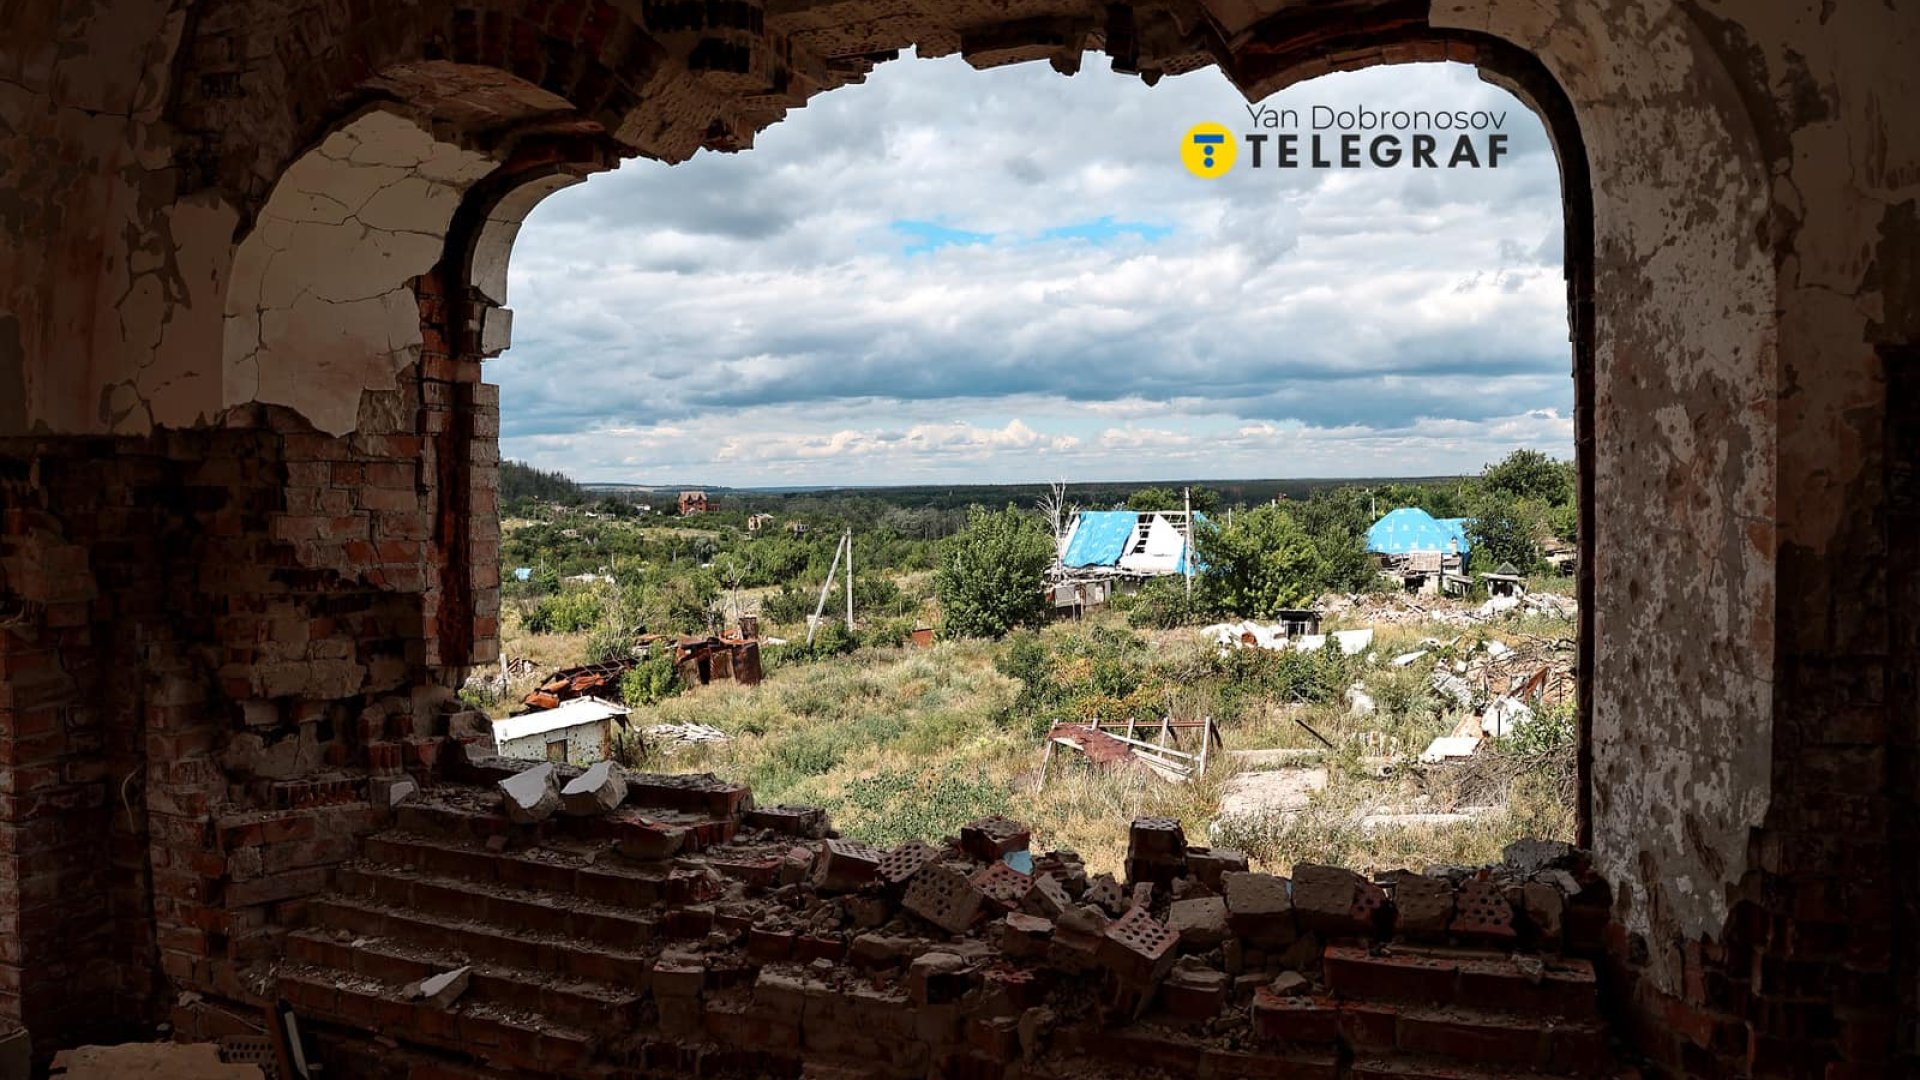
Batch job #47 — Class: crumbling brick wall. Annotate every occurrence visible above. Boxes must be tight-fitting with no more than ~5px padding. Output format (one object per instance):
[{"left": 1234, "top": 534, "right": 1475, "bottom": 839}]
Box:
[{"left": 0, "top": 302, "right": 499, "bottom": 1043}]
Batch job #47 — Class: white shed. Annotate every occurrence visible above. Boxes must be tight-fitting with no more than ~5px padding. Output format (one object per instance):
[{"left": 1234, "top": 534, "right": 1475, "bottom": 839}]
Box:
[{"left": 492, "top": 697, "right": 630, "bottom": 766}]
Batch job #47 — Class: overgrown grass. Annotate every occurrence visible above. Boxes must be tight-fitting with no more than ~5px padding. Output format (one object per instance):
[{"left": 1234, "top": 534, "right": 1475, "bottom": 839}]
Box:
[{"left": 566, "top": 605, "right": 1579, "bottom": 878}]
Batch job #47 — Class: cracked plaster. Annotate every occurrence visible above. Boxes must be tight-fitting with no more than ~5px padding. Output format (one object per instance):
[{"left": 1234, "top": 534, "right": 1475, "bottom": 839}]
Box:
[{"left": 222, "top": 109, "right": 497, "bottom": 436}]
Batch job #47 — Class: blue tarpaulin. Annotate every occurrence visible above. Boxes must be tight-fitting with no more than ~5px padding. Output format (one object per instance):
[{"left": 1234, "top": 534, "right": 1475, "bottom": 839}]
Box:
[
  {"left": 1365, "top": 508, "right": 1471, "bottom": 556},
  {"left": 1061, "top": 511, "right": 1141, "bottom": 568},
  {"left": 1061, "top": 510, "right": 1206, "bottom": 573},
  {"left": 1435, "top": 518, "right": 1472, "bottom": 553}
]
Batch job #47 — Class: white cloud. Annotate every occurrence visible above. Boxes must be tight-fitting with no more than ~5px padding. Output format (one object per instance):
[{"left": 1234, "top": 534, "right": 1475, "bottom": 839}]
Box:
[{"left": 495, "top": 53, "right": 1571, "bottom": 484}]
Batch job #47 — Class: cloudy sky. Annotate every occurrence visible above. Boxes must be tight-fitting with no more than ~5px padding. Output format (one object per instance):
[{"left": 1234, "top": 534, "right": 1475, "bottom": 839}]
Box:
[{"left": 498, "top": 54, "right": 1571, "bottom": 487}]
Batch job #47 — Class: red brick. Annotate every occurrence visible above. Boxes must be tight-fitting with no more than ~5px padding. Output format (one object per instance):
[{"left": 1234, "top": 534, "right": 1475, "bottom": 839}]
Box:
[
  {"left": 1253, "top": 990, "right": 1340, "bottom": 1044},
  {"left": 1338, "top": 1002, "right": 1400, "bottom": 1049},
  {"left": 1396, "top": 1011, "right": 1548, "bottom": 1069},
  {"left": 1324, "top": 945, "right": 1459, "bottom": 1005}
]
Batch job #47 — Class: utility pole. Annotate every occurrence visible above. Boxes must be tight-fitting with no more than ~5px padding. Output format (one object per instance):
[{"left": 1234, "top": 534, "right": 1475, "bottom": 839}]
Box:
[
  {"left": 808, "top": 531, "right": 847, "bottom": 646},
  {"left": 844, "top": 527, "right": 854, "bottom": 634},
  {"left": 1183, "top": 486, "right": 1194, "bottom": 602}
]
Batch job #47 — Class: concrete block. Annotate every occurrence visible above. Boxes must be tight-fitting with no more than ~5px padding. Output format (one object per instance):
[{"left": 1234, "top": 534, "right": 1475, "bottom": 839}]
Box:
[
  {"left": 498, "top": 763, "right": 560, "bottom": 824},
  {"left": 1392, "top": 872, "right": 1456, "bottom": 938},
  {"left": 1001, "top": 912, "right": 1054, "bottom": 958},
  {"left": 1098, "top": 906, "right": 1178, "bottom": 986},
  {"left": 1223, "top": 871, "right": 1297, "bottom": 944},
  {"left": 1291, "top": 864, "right": 1366, "bottom": 935},
  {"left": 960, "top": 815, "right": 1031, "bottom": 862},
  {"left": 1168, "top": 895, "right": 1229, "bottom": 950},
  {"left": 560, "top": 760, "right": 627, "bottom": 816},
  {"left": 971, "top": 861, "right": 1034, "bottom": 912},
  {"left": 814, "top": 839, "right": 883, "bottom": 893}
]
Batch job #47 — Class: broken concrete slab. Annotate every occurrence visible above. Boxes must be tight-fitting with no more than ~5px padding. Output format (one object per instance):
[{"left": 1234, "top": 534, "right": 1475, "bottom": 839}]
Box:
[
  {"left": 410, "top": 965, "right": 470, "bottom": 1008},
  {"left": 1222, "top": 871, "right": 1295, "bottom": 945},
  {"left": 371, "top": 775, "right": 417, "bottom": 809},
  {"left": 1168, "top": 895, "right": 1229, "bottom": 950},
  {"left": 498, "top": 762, "right": 560, "bottom": 824},
  {"left": 560, "top": 759, "right": 627, "bottom": 816}
]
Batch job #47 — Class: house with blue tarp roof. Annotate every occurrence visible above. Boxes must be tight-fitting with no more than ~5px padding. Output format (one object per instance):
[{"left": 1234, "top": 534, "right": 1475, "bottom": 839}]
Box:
[
  {"left": 1365, "top": 508, "right": 1472, "bottom": 595},
  {"left": 1049, "top": 508, "right": 1204, "bottom": 615}
]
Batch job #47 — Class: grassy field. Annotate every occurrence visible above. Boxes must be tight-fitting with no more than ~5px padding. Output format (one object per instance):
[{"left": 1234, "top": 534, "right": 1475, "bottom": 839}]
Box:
[{"left": 575, "top": 606, "right": 1577, "bottom": 878}]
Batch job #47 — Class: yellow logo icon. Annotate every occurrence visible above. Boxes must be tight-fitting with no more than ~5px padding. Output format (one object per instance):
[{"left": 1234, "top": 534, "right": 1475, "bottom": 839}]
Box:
[{"left": 1180, "top": 122, "right": 1237, "bottom": 178}]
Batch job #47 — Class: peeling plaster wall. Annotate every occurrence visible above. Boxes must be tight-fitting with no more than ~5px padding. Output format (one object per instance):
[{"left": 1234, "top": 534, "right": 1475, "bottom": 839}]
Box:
[
  {"left": 222, "top": 109, "right": 496, "bottom": 436},
  {"left": 1431, "top": 0, "right": 1778, "bottom": 987},
  {"left": 0, "top": 0, "right": 236, "bottom": 437}
]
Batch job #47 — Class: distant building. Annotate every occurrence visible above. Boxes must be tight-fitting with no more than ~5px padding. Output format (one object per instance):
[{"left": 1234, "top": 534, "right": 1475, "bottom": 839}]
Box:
[
  {"left": 1481, "top": 561, "right": 1527, "bottom": 598},
  {"left": 1366, "top": 508, "right": 1471, "bottom": 595},
  {"left": 746, "top": 513, "right": 775, "bottom": 533},
  {"left": 678, "top": 490, "right": 710, "bottom": 516}
]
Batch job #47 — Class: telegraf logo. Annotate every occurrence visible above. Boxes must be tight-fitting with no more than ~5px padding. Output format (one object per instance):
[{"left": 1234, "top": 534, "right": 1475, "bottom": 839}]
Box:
[{"left": 1180, "top": 103, "right": 1510, "bottom": 175}]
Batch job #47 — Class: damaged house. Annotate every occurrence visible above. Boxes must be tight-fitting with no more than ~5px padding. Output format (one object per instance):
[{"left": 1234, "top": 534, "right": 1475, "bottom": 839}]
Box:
[
  {"left": 1365, "top": 508, "right": 1472, "bottom": 595},
  {"left": 1048, "top": 510, "right": 1201, "bottom": 615}
]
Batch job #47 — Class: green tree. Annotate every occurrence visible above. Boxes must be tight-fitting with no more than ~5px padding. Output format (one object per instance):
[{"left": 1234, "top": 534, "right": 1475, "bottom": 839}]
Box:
[
  {"left": 1466, "top": 492, "right": 1543, "bottom": 573},
  {"left": 935, "top": 505, "right": 1053, "bottom": 639},
  {"left": 1481, "top": 449, "right": 1573, "bottom": 506},
  {"left": 1196, "top": 504, "right": 1322, "bottom": 617},
  {"left": 1125, "top": 487, "right": 1181, "bottom": 512}
]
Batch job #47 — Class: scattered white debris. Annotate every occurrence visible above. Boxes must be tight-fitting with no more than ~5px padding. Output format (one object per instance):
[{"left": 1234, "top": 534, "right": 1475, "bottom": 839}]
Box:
[
  {"left": 1481, "top": 696, "right": 1533, "bottom": 737},
  {"left": 1419, "top": 735, "right": 1481, "bottom": 763},
  {"left": 1202, "top": 623, "right": 1371, "bottom": 655},
  {"left": 1331, "top": 628, "right": 1374, "bottom": 655},
  {"left": 1483, "top": 639, "right": 1513, "bottom": 659},
  {"left": 1202, "top": 621, "right": 1287, "bottom": 650},
  {"left": 648, "top": 722, "right": 730, "bottom": 745},
  {"left": 1390, "top": 650, "right": 1428, "bottom": 668},
  {"left": 372, "top": 776, "right": 417, "bottom": 809},
  {"left": 1430, "top": 670, "right": 1473, "bottom": 709},
  {"left": 412, "top": 966, "right": 471, "bottom": 1008},
  {"left": 1474, "top": 594, "right": 1522, "bottom": 618},
  {"left": 1345, "top": 684, "right": 1376, "bottom": 717},
  {"left": 1359, "top": 809, "right": 1487, "bottom": 830}
]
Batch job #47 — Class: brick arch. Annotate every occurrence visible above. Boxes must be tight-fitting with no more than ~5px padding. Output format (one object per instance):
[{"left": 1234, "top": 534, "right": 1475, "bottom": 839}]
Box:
[{"left": 168, "top": 0, "right": 665, "bottom": 213}]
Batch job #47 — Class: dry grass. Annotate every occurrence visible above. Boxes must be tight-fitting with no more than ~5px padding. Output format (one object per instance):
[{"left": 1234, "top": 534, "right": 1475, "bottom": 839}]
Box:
[{"left": 494, "top": 600, "right": 1581, "bottom": 880}]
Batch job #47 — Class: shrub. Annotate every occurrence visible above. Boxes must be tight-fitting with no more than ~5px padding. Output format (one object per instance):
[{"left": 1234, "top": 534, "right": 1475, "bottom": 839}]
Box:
[
  {"left": 762, "top": 581, "right": 814, "bottom": 624},
  {"left": 525, "top": 587, "right": 604, "bottom": 634},
  {"left": 935, "top": 505, "right": 1053, "bottom": 639},
  {"left": 584, "top": 623, "right": 635, "bottom": 664},
  {"left": 1122, "top": 577, "right": 1203, "bottom": 629},
  {"left": 1195, "top": 504, "right": 1322, "bottom": 617},
  {"left": 862, "top": 617, "right": 915, "bottom": 649},
  {"left": 621, "top": 649, "right": 681, "bottom": 708}
]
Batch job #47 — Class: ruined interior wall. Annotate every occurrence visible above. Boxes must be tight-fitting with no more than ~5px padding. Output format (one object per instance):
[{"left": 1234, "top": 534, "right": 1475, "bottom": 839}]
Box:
[
  {"left": 0, "top": 0, "right": 237, "bottom": 437},
  {"left": 1435, "top": 0, "right": 1778, "bottom": 979},
  {"left": 0, "top": 333, "right": 500, "bottom": 1046},
  {"left": 222, "top": 108, "right": 497, "bottom": 436},
  {"left": 1431, "top": 0, "right": 1919, "bottom": 1071}
]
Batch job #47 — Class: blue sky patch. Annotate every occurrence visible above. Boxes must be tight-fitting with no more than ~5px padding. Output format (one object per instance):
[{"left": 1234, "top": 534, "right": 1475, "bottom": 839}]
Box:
[
  {"left": 893, "top": 219, "right": 994, "bottom": 254},
  {"left": 1038, "top": 217, "right": 1174, "bottom": 245}
]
